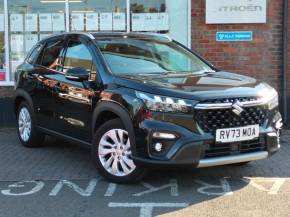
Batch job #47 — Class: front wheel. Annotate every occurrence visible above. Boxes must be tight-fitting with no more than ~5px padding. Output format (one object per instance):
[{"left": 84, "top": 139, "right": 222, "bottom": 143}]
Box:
[{"left": 92, "top": 119, "right": 146, "bottom": 183}]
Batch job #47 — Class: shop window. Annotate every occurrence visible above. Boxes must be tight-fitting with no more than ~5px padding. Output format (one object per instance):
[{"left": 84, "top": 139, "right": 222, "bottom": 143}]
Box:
[
  {"left": 69, "top": 0, "right": 127, "bottom": 32},
  {"left": 0, "top": 2, "right": 5, "bottom": 81},
  {"left": 8, "top": 0, "right": 66, "bottom": 80},
  {"left": 130, "top": 0, "right": 189, "bottom": 46}
]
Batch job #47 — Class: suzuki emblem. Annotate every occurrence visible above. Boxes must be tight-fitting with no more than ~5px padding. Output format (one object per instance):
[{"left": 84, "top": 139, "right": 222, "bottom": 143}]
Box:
[{"left": 232, "top": 101, "right": 244, "bottom": 116}]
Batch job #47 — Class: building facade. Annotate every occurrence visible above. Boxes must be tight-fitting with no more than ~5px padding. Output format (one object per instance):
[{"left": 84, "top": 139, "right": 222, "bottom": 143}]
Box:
[{"left": 0, "top": 0, "right": 289, "bottom": 125}]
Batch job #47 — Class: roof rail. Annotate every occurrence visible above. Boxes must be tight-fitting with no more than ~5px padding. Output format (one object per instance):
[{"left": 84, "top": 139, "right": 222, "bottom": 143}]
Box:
[
  {"left": 128, "top": 32, "right": 172, "bottom": 41},
  {"left": 67, "top": 32, "right": 95, "bottom": 40}
]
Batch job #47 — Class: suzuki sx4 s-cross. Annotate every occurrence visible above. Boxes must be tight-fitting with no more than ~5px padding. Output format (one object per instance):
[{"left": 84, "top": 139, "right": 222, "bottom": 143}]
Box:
[{"left": 14, "top": 32, "right": 282, "bottom": 183}]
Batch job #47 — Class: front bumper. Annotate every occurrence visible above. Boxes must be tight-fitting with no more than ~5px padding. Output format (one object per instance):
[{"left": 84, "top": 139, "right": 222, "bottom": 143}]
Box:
[
  {"left": 132, "top": 117, "right": 281, "bottom": 168},
  {"left": 197, "top": 151, "right": 268, "bottom": 168}
]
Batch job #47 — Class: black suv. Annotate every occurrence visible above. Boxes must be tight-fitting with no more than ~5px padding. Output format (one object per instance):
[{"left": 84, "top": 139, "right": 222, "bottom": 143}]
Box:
[{"left": 14, "top": 32, "right": 282, "bottom": 183}]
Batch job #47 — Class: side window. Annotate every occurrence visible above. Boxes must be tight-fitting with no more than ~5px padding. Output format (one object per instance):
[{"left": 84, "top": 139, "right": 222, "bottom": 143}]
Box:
[
  {"left": 27, "top": 44, "right": 42, "bottom": 64},
  {"left": 63, "top": 40, "right": 94, "bottom": 76},
  {"left": 40, "top": 38, "right": 65, "bottom": 71}
]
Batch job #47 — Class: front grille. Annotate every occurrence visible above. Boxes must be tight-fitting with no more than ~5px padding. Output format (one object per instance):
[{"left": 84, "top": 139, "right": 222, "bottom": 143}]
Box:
[
  {"left": 203, "top": 138, "right": 266, "bottom": 159},
  {"left": 195, "top": 106, "right": 268, "bottom": 133}
]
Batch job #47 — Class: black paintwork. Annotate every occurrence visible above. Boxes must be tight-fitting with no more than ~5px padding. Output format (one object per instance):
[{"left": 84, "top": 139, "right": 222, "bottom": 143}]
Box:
[{"left": 14, "top": 32, "right": 281, "bottom": 167}]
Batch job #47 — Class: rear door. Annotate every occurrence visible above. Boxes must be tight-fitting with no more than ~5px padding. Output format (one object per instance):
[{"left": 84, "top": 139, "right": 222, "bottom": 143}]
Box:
[{"left": 30, "top": 36, "right": 66, "bottom": 129}]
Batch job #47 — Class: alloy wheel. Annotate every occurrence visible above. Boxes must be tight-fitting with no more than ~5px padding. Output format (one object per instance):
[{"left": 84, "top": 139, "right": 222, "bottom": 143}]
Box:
[
  {"left": 18, "top": 107, "right": 32, "bottom": 142},
  {"left": 98, "top": 129, "right": 136, "bottom": 177}
]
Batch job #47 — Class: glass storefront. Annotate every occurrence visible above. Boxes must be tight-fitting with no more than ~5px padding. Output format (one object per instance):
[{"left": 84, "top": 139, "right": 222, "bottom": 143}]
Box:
[
  {"left": 8, "top": 0, "right": 66, "bottom": 80},
  {"left": 0, "top": 1, "right": 4, "bottom": 82},
  {"left": 69, "top": 0, "right": 127, "bottom": 32},
  {"left": 0, "top": 0, "right": 190, "bottom": 85}
]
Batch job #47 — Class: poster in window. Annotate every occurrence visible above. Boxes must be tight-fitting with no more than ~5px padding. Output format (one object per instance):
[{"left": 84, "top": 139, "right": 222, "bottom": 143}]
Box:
[
  {"left": 25, "top": 34, "right": 38, "bottom": 52},
  {"left": 10, "top": 34, "right": 24, "bottom": 53},
  {"left": 39, "top": 14, "right": 52, "bottom": 32},
  {"left": 132, "top": 13, "right": 144, "bottom": 31},
  {"left": 113, "top": 13, "right": 126, "bottom": 31},
  {"left": 86, "top": 13, "right": 99, "bottom": 31},
  {"left": 52, "top": 13, "right": 65, "bottom": 32},
  {"left": 100, "top": 13, "right": 112, "bottom": 31},
  {"left": 71, "top": 13, "right": 84, "bottom": 31},
  {"left": 132, "top": 13, "right": 169, "bottom": 32},
  {"left": 156, "top": 13, "right": 169, "bottom": 31},
  {"left": 25, "top": 14, "right": 38, "bottom": 32},
  {"left": 132, "top": 13, "right": 156, "bottom": 31},
  {"left": 0, "top": 14, "right": 4, "bottom": 32},
  {"left": 10, "top": 14, "right": 24, "bottom": 32},
  {"left": 0, "top": 72, "right": 5, "bottom": 81}
]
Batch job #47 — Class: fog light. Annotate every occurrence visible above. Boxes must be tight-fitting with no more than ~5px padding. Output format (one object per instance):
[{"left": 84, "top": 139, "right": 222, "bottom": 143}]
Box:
[
  {"left": 154, "top": 142, "right": 163, "bottom": 152},
  {"left": 152, "top": 132, "right": 176, "bottom": 140}
]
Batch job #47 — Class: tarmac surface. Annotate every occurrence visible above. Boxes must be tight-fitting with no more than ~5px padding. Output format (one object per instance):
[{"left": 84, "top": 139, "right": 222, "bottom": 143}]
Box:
[{"left": 0, "top": 128, "right": 289, "bottom": 217}]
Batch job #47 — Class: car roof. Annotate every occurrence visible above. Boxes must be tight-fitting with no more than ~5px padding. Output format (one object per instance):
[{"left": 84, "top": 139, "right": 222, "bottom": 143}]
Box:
[
  {"left": 92, "top": 32, "right": 172, "bottom": 41},
  {"left": 39, "top": 32, "right": 172, "bottom": 44}
]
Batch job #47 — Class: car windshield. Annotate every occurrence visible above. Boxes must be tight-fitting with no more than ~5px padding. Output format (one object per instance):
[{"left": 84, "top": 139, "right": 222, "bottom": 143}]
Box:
[{"left": 96, "top": 37, "right": 214, "bottom": 75}]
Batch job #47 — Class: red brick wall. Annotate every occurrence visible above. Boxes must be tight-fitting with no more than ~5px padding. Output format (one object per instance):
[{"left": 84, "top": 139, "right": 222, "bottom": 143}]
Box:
[{"left": 191, "top": 0, "right": 284, "bottom": 91}]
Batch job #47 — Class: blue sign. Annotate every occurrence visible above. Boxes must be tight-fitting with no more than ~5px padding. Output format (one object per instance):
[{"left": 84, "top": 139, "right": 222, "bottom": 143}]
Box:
[{"left": 216, "top": 31, "right": 253, "bottom": 42}]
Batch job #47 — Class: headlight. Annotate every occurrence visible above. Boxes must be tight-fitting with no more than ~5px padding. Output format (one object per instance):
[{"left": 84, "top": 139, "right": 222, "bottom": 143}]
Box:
[
  {"left": 260, "top": 89, "right": 278, "bottom": 110},
  {"left": 136, "top": 91, "right": 196, "bottom": 113}
]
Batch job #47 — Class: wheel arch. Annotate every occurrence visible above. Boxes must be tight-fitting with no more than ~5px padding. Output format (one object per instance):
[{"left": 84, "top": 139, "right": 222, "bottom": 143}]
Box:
[
  {"left": 14, "top": 89, "right": 34, "bottom": 115},
  {"left": 92, "top": 101, "right": 137, "bottom": 154}
]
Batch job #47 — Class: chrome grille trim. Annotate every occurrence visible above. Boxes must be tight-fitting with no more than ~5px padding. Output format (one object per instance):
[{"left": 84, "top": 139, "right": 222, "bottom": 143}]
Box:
[{"left": 194, "top": 99, "right": 266, "bottom": 110}]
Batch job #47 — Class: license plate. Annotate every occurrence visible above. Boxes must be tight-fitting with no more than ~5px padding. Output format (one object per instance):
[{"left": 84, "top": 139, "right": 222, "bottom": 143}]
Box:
[{"left": 216, "top": 125, "right": 259, "bottom": 143}]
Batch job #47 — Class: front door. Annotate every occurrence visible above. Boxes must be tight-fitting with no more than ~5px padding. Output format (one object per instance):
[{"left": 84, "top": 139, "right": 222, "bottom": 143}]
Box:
[{"left": 52, "top": 36, "right": 100, "bottom": 142}]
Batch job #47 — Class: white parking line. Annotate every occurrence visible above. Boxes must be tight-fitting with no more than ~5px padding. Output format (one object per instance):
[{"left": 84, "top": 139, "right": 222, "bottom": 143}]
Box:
[
  {"left": 105, "top": 183, "right": 117, "bottom": 197},
  {"left": 108, "top": 202, "right": 189, "bottom": 217},
  {"left": 242, "top": 177, "right": 286, "bottom": 195},
  {"left": 194, "top": 178, "right": 233, "bottom": 196},
  {"left": 133, "top": 179, "right": 178, "bottom": 197}
]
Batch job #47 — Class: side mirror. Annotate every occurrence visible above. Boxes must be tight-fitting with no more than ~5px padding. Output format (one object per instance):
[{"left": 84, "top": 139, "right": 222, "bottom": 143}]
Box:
[{"left": 65, "top": 67, "right": 89, "bottom": 81}]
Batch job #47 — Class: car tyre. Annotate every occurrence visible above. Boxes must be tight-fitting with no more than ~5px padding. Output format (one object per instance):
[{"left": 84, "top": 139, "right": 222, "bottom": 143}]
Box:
[
  {"left": 92, "top": 118, "right": 146, "bottom": 184},
  {"left": 17, "top": 101, "right": 45, "bottom": 147}
]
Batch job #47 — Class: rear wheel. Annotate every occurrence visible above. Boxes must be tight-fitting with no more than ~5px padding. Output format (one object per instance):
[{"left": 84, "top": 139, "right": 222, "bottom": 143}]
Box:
[
  {"left": 92, "top": 119, "right": 146, "bottom": 183},
  {"left": 17, "top": 102, "right": 45, "bottom": 147}
]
